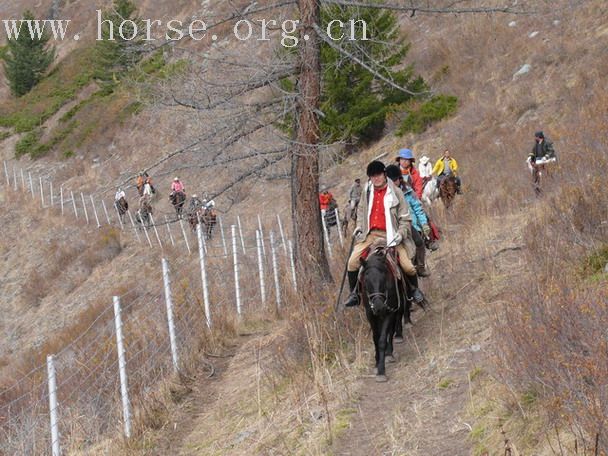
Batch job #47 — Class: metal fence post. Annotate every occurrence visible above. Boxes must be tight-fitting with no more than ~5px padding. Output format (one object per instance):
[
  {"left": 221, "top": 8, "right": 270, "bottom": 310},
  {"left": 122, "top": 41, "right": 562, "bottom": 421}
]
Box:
[
  {"left": 60, "top": 186, "right": 64, "bottom": 216},
  {"left": 149, "top": 214, "right": 163, "bottom": 248},
  {"left": 258, "top": 214, "right": 266, "bottom": 257},
  {"left": 196, "top": 224, "right": 212, "bottom": 328},
  {"left": 70, "top": 191, "right": 78, "bottom": 218},
  {"left": 288, "top": 239, "right": 297, "bottom": 292},
  {"left": 237, "top": 215, "right": 246, "bottom": 255},
  {"left": 113, "top": 296, "right": 132, "bottom": 439},
  {"left": 101, "top": 200, "right": 112, "bottom": 225},
  {"left": 3, "top": 161, "right": 9, "bottom": 186},
  {"left": 321, "top": 213, "right": 333, "bottom": 258},
  {"left": 270, "top": 231, "right": 281, "bottom": 310},
  {"left": 218, "top": 216, "right": 228, "bottom": 256},
  {"left": 90, "top": 195, "right": 101, "bottom": 228},
  {"left": 179, "top": 218, "right": 191, "bottom": 254},
  {"left": 80, "top": 193, "right": 89, "bottom": 224},
  {"left": 47, "top": 354, "right": 61, "bottom": 456},
  {"left": 164, "top": 216, "right": 175, "bottom": 247},
  {"left": 256, "top": 230, "right": 266, "bottom": 307},
  {"left": 161, "top": 259, "right": 180, "bottom": 371},
  {"left": 231, "top": 225, "right": 242, "bottom": 317},
  {"left": 29, "top": 172, "right": 34, "bottom": 199},
  {"left": 277, "top": 214, "right": 287, "bottom": 256},
  {"left": 335, "top": 208, "right": 344, "bottom": 247},
  {"left": 39, "top": 176, "right": 45, "bottom": 207}
]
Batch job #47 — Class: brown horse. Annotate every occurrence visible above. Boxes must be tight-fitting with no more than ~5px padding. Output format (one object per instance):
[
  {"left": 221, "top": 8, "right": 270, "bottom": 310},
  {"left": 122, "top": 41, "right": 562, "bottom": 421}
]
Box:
[
  {"left": 201, "top": 208, "right": 217, "bottom": 240},
  {"left": 439, "top": 175, "right": 458, "bottom": 209}
]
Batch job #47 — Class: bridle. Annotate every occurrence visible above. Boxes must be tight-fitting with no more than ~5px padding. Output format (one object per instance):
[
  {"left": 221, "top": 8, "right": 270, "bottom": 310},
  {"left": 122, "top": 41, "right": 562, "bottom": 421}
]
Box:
[{"left": 365, "top": 248, "right": 401, "bottom": 314}]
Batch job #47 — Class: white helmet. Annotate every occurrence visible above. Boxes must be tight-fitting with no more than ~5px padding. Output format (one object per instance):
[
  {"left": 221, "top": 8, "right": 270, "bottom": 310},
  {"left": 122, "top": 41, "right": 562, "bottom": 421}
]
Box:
[
  {"left": 192, "top": 194, "right": 198, "bottom": 199},
  {"left": 174, "top": 177, "right": 179, "bottom": 181}
]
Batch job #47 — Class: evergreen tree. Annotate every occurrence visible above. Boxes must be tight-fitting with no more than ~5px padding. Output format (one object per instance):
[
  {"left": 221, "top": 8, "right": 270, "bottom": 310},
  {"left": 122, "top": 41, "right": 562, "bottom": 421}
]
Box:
[
  {"left": 2, "top": 10, "right": 55, "bottom": 97},
  {"left": 320, "top": 6, "right": 426, "bottom": 149},
  {"left": 95, "top": 0, "right": 145, "bottom": 84}
]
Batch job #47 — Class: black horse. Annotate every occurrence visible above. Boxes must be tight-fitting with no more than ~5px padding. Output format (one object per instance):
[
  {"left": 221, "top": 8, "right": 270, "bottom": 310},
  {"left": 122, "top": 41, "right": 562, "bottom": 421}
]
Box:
[
  {"left": 135, "top": 199, "right": 153, "bottom": 229},
  {"left": 360, "top": 244, "right": 401, "bottom": 382},
  {"left": 114, "top": 197, "right": 128, "bottom": 224},
  {"left": 170, "top": 191, "right": 186, "bottom": 218}
]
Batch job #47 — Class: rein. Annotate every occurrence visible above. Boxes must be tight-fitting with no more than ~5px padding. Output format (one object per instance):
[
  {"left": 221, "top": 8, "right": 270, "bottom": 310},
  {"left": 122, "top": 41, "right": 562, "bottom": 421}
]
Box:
[{"left": 365, "top": 248, "right": 401, "bottom": 314}]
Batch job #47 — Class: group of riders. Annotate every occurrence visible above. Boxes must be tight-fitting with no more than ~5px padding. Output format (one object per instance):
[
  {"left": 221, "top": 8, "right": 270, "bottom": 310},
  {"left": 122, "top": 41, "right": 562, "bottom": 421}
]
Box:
[
  {"left": 328, "top": 131, "right": 556, "bottom": 311},
  {"left": 113, "top": 172, "right": 217, "bottom": 236},
  {"left": 324, "top": 148, "right": 462, "bottom": 311}
]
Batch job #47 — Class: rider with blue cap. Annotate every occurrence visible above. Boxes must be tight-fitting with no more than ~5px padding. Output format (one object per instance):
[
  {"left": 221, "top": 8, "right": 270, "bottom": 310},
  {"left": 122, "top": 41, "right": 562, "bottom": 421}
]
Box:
[{"left": 395, "top": 148, "right": 423, "bottom": 199}]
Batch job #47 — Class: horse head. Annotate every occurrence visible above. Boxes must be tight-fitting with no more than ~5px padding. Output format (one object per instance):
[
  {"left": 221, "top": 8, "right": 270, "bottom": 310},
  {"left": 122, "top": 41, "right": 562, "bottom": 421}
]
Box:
[{"left": 360, "top": 245, "right": 395, "bottom": 316}]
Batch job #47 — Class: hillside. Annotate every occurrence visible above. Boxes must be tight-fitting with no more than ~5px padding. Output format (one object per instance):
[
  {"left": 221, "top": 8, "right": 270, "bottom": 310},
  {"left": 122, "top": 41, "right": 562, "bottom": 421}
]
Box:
[{"left": 1, "top": 0, "right": 608, "bottom": 454}]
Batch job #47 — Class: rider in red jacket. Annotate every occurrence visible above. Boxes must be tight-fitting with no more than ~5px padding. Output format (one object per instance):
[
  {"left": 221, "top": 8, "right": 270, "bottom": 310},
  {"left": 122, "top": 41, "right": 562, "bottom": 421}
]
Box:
[{"left": 395, "top": 148, "right": 423, "bottom": 199}]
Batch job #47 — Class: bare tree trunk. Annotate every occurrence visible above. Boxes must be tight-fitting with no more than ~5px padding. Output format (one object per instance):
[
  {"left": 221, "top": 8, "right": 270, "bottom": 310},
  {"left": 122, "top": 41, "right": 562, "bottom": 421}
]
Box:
[{"left": 291, "top": 0, "right": 333, "bottom": 285}]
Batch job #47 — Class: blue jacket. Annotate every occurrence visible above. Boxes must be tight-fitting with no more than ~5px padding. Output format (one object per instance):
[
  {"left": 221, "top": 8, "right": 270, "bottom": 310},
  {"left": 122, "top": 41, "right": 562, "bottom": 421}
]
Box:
[{"left": 403, "top": 185, "right": 427, "bottom": 232}]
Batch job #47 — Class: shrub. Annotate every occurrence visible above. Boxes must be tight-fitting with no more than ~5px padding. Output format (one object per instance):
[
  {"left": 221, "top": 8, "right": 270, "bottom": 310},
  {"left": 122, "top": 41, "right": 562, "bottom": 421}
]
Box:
[
  {"left": 14, "top": 130, "right": 40, "bottom": 157},
  {"left": 396, "top": 94, "right": 458, "bottom": 135}
]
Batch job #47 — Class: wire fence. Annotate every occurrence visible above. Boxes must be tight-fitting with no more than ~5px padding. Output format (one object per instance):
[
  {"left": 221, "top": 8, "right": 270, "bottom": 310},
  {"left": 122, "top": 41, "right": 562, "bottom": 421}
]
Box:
[{"left": 0, "top": 160, "right": 347, "bottom": 454}]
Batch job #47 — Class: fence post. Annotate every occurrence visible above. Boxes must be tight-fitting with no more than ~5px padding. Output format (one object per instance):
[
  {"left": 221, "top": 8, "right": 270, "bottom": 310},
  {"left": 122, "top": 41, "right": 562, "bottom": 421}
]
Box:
[
  {"left": 164, "top": 216, "right": 175, "bottom": 247},
  {"left": 3, "top": 161, "right": 9, "bottom": 186},
  {"left": 179, "top": 218, "right": 191, "bottom": 254},
  {"left": 258, "top": 214, "right": 266, "bottom": 257},
  {"left": 39, "top": 176, "right": 45, "bottom": 207},
  {"left": 161, "top": 258, "right": 180, "bottom": 371},
  {"left": 60, "top": 186, "right": 64, "bottom": 216},
  {"left": 126, "top": 210, "right": 142, "bottom": 243},
  {"left": 50, "top": 181, "right": 54, "bottom": 207},
  {"left": 231, "top": 225, "right": 242, "bottom": 317},
  {"left": 101, "top": 200, "right": 112, "bottom": 225},
  {"left": 149, "top": 214, "right": 163, "bottom": 248},
  {"left": 20, "top": 168, "right": 25, "bottom": 191},
  {"left": 70, "top": 191, "right": 78, "bottom": 218},
  {"left": 46, "top": 354, "right": 61, "bottom": 456},
  {"left": 196, "top": 223, "right": 212, "bottom": 328},
  {"left": 270, "top": 231, "right": 281, "bottom": 310},
  {"left": 277, "top": 214, "right": 287, "bottom": 256},
  {"left": 142, "top": 222, "right": 153, "bottom": 248},
  {"left": 80, "top": 193, "right": 89, "bottom": 224},
  {"left": 335, "top": 208, "right": 344, "bottom": 247},
  {"left": 237, "top": 215, "right": 246, "bottom": 255},
  {"left": 29, "top": 172, "right": 34, "bottom": 199},
  {"left": 218, "top": 216, "right": 228, "bottom": 256},
  {"left": 288, "top": 239, "right": 297, "bottom": 292},
  {"left": 113, "top": 296, "right": 132, "bottom": 439},
  {"left": 90, "top": 195, "right": 101, "bottom": 228},
  {"left": 256, "top": 230, "right": 266, "bottom": 307},
  {"left": 13, "top": 167, "right": 18, "bottom": 192},
  {"left": 321, "top": 213, "right": 333, "bottom": 258}
]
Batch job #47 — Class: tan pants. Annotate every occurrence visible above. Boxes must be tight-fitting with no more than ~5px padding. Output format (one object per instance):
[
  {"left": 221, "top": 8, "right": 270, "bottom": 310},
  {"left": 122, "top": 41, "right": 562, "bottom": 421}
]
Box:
[{"left": 347, "top": 230, "right": 416, "bottom": 275}]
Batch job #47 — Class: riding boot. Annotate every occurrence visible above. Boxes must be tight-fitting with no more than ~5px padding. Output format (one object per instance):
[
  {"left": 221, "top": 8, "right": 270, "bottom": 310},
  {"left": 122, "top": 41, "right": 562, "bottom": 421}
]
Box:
[
  {"left": 404, "top": 273, "right": 425, "bottom": 305},
  {"left": 343, "top": 270, "right": 360, "bottom": 307},
  {"left": 415, "top": 243, "right": 430, "bottom": 277}
]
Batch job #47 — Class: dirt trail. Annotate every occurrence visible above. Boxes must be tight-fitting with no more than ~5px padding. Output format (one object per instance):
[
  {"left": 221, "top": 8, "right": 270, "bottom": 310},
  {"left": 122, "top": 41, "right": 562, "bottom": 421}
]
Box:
[{"left": 332, "top": 214, "right": 524, "bottom": 456}]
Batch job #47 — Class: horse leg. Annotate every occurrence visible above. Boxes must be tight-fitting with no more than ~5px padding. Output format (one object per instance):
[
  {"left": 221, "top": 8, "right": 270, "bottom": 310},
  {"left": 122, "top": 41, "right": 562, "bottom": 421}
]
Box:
[
  {"left": 386, "top": 313, "right": 397, "bottom": 363},
  {"left": 376, "top": 317, "right": 391, "bottom": 381},
  {"left": 394, "top": 303, "right": 404, "bottom": 343}
]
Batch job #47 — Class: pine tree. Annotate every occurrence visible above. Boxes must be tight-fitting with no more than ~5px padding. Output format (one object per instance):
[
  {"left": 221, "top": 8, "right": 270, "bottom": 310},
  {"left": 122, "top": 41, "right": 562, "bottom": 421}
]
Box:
[
  {"left": 95, "top": 0, "right": 144, "bottom": 84},
  {"left": 320, "top": 6, "right": 426, "bottom": 149},
  {"left": 2, "top": 10, "right": 55, "bottom": 97}
]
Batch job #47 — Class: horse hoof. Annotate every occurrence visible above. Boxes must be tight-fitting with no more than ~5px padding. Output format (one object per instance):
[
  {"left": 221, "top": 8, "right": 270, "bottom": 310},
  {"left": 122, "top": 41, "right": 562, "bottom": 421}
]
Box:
[
  {"left": 394, "top": 336, "right": 404, "bottom": 344},
  {"left": 375, "top": 374, "right": 388, "bottom": 383},
  {"left": 387, "top": 355, "right": 398, "bottom": 363}
]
